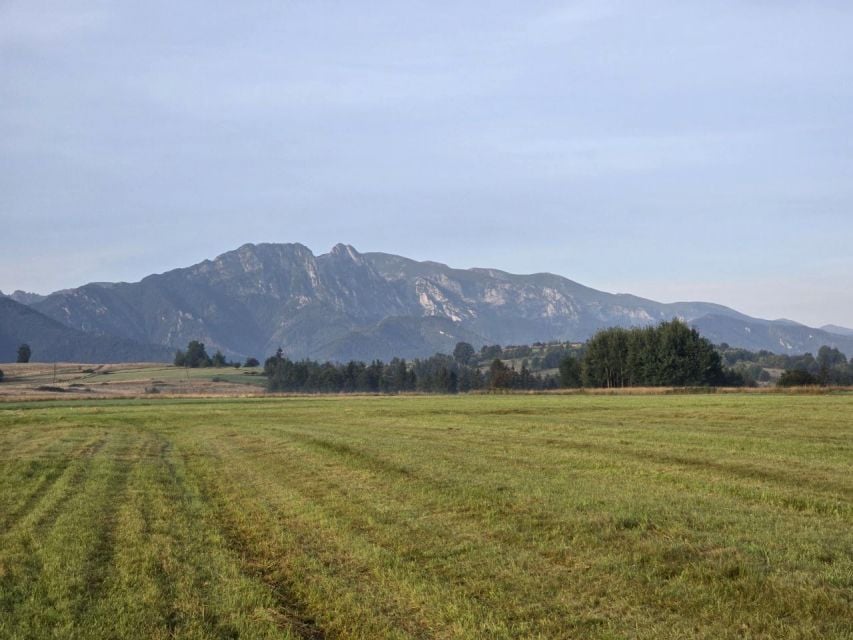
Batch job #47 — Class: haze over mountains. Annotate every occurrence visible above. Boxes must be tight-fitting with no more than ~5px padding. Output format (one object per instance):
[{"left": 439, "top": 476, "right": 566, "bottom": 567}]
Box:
[
  {"left": 0, "top": 297, "right": 173, "bottom": 364},
  {"left": 3, "top": 243, "right": 852, "bottom": 363}
]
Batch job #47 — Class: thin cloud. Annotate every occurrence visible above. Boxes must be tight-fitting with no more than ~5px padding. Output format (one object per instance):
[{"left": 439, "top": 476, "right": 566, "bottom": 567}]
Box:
[{"left": 0, "top": 0, "right": 108, "bottom": 47}]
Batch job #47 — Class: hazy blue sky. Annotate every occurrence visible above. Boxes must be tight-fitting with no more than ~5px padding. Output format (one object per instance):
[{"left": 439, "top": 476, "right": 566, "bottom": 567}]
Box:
[{"left": 2, "top": 1, "right": 852, "bottom": 327}]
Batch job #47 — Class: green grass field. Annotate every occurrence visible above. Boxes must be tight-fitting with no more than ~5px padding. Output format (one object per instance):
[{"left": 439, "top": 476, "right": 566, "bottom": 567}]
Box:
[{"left": 0, "top": 394, "right": 850, "bottom": 639}]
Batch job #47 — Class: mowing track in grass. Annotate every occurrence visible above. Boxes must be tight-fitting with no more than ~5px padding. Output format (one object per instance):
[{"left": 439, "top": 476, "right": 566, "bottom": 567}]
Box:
[{"left": 0, "top": 394, "right": 850, "bottom": 639}]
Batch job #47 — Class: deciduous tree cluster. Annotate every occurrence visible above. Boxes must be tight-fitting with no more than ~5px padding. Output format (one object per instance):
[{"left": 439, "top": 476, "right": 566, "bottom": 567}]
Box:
[{"left": 575, "top": 321, "right": 732, "bottom": 388}]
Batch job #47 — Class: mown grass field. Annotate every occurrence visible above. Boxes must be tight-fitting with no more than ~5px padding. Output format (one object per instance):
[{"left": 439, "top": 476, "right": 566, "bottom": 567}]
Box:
[
  {"left": 0, "top": 394, "right": 850, "bottom": 639},
  {"left": 0, "top": 363, "right": 266, "bottom": 387}
]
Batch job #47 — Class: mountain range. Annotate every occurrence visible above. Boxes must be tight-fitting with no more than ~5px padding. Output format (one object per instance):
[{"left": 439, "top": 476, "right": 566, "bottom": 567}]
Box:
[
  {"left": 0, "top": 297, "right": 172, "bottom": 363},
  {"left": 3, "top": 242, "right": 852, "bottom": 362}
]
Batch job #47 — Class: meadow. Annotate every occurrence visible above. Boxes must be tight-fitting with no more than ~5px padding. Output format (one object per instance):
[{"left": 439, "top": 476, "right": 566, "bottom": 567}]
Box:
[{"left": 0, "top": 394, "right": 850, "bottom": 639}]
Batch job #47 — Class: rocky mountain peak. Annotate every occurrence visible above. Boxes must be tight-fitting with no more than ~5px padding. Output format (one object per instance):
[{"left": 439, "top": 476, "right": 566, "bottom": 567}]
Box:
[
  {"left": 12, "top": 242, "right": 852, "bottom": 361},
  {"left": 328, "top": 243, "right": 364, "bottom": 264}
]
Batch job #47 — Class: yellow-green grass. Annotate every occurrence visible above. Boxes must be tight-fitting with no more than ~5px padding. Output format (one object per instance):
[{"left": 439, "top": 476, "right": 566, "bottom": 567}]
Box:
[
  {"left": 93, "top": 365, "right": 267, "bottom": 386},
  {"left": 0, "top": 363, "right": 267, "bottom": 394},
  {"left": 0, "top": 394, "right": 850, "bottom": 639}
]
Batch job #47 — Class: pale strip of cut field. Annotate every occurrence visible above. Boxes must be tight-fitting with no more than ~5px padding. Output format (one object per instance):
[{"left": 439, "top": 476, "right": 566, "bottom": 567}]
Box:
[
  {"left": 0, "top": 394, "right": 850, "bottom": 639},
  {"left": 0, "top": 362, "right": 268, "bottom": 401}
]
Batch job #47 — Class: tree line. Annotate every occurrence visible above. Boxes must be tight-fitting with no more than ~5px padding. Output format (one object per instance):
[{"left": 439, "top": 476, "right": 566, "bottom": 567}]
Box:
[
  {"left": 263, "top": 348, "right": 561, "bottom": 393},
  {"left": 167, "top": 319, "right": 850, "bottom": 394},
  {"left": 774, "top": 346, "right": 853, "bottom": 386},
  {"left": 5, "top": 325, "right": 846, "bottom": 390},
  {"left": 262, "top": 321, "right": 737, "bottom": 392}
]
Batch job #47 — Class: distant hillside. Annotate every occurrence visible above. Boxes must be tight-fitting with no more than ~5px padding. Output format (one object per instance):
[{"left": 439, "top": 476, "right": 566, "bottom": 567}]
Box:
[
  {"left": 5, "top": 242, "right": 848, "bottom": 361},
  {"left": 0, "top": 297, "right": 173, "bottom": 363},
  {"left": 0, "top": 290, "right": 47, "bottom": 305},
  {"left": 692, "top": 314, "right": 853, "bottom": 356},
  {"left": 822, "top": 324, "right": 853, "bottom": 337}
]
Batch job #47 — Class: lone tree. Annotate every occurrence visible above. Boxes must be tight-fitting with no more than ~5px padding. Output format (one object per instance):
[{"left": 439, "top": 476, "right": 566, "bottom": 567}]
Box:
[
  {"left": 17, "top": 344, "right": 31, "bottom": 363},
  {"left": 816, "top": 345, "right": 848, "bottom": 385},
  {"left": 244, "top": 357, "right": 260, "bottom": 368},
  {"left": 488, "top": 358, "right": 513, "bottom": 389},
  {"left": 453, "top": 341, "right": 476, "bottom": 365},
  {"left": 173, "top": 340, "right": 212, "bottom": 368},
  {"left": 558, "top": 356, "right": 582, "bottom": 388}
]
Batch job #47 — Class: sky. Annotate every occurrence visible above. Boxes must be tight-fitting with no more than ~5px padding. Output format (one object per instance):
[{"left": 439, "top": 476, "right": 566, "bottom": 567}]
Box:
[{"left": 2, "top": 0, "right": 852, "bottom": 328}]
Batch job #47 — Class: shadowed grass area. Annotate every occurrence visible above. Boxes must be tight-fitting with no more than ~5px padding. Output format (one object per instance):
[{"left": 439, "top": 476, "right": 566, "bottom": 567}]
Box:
[{"left": 0, "top": 394, "right": 850, "bottom": 639}]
